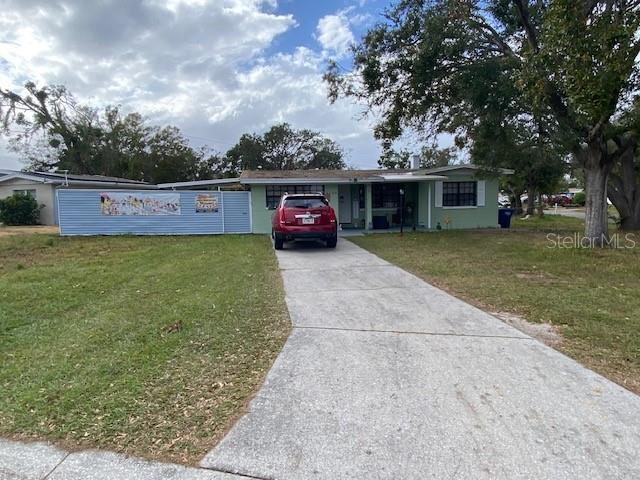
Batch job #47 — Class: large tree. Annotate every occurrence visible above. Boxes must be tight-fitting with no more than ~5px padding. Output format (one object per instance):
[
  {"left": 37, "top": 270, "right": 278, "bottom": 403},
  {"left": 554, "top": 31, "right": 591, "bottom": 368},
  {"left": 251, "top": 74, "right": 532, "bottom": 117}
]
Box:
[
  {"left": 471, "top": 116, "right": 568, "bottom": 214},
  {"left": 225, "top": 123, "right": 345, "bottom": 171},
  {"left": 326, "top": 0, "right": 640, "bottom": 243},
  {"left": 0, "top": 82, "right": 102, "bottom": 173},
  {"left": 0, "top": 83, "right": 218, "bottom": 183}
]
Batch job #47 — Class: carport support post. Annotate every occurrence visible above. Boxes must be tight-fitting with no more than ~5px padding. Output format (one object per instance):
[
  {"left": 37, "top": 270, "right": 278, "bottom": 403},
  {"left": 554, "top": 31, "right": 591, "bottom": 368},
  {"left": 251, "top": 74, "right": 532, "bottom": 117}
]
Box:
[
  {"left": 399, "top": 188, "right": 405, "bottom": 236},
  {"left": 365, "top": 183, "right": 373, "bottom": 230}
]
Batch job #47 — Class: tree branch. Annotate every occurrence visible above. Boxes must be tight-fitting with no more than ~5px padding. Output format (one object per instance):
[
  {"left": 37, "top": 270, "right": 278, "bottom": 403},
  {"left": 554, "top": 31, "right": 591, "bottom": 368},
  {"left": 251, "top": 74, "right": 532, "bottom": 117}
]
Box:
[
  {"left": 512, "top": 0, "right": 540, "bottom": 53},
  {"left": 468, "top": 16, "right": 518, "bottom": 60}
]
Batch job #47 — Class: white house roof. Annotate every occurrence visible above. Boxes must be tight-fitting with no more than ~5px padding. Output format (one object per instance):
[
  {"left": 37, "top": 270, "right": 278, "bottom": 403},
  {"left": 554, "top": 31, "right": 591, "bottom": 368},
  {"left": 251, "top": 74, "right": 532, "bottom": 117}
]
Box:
[
  {"left": 379, "top": 174, "right": 448, "bottom": 182},
  {"left": 0, "top": 170, "right": 157, "bottom": 189},
  {"left": 239, "top": 165, "right": 505, "bottom": 185},
  {"left": 422, "top": 165, "right": 514, "bottom": 175},
  {"left": 157, "top": 178, "right": 241, "bottom": 189}
]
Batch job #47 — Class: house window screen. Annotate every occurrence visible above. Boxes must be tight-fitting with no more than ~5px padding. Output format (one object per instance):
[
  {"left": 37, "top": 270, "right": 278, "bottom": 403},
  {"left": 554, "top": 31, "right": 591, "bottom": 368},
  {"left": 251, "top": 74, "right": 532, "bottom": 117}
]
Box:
[
  {"left": 266, "top": 185, "right": 324, "bottom": 209},
  {"left": 442, "top": 181, "right": 477, "bottom": 207},
  {"left": 372, "top": 184, "right": 402, "bottom": 208}
]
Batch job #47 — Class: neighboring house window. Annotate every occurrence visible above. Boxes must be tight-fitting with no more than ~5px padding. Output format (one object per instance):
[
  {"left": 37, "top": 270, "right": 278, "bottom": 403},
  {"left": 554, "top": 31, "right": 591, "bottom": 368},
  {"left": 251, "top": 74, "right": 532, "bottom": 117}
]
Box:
[
  {"left": 372, "top": 184, "right": 401, "bottom": 209},
  {"left": 13, "top": 189, "right": 37, "bottom": 199},
  {"left": 266, "top": 184, "right": 324, "bottom": 209},
  {"left": 443, "top": 181, "right": 477, "bottom": 207}
]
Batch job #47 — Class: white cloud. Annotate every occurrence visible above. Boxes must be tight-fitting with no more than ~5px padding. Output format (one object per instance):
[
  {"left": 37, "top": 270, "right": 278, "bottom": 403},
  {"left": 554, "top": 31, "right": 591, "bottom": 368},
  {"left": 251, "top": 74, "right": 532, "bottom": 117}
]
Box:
[
  {"left": 0, "top": 139, "right": 22, "bottom": 170},
  {"left": 315, "top": 12, "right": 355, "bottom": 57},
  {"left": 0, "top": 0, "right": 381, "bottom": 171}
]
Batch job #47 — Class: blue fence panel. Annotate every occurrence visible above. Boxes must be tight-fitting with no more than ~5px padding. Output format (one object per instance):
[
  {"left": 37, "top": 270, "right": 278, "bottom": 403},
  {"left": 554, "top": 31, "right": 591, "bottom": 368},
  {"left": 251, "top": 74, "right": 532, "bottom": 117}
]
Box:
[
  {"left": 57, "top": 189, "right": 250, "bottom": 236},
  {"left": 222, "top": 191, "right": 252, "bottom": 233}
]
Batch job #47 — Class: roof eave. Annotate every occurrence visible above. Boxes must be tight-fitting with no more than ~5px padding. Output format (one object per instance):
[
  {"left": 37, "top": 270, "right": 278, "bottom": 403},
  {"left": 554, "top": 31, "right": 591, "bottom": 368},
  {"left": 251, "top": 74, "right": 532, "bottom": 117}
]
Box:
[
  {"left": 157, "top": 178, "right": 241, "bottom": 189},
  {"left": 0, "top": 173, "right": 57, "bottom": 185},
  {"left": 240, "top": 175, "right": 452, "bottom": 184},
  {"left": 56, "top": 181, "right": 158, "bottom": 189},
  {"left": 380, "top": 174, "right": 448, "bottom": 181},
  {"left": 0, "top": 172, "right": 153, "bottom": 187},
  {"left": 240, "top": 177, "right": 381, "bottom": 185},
  {"left": 422, "top": 165, "right": 514, "bottom": 175}
]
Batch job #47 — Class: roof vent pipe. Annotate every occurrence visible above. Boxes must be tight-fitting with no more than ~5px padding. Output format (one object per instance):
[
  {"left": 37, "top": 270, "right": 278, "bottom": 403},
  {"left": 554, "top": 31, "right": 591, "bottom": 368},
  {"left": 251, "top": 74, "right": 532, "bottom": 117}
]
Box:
[{"left": 411, "top": 154, "right": 421, "bottom": 170}]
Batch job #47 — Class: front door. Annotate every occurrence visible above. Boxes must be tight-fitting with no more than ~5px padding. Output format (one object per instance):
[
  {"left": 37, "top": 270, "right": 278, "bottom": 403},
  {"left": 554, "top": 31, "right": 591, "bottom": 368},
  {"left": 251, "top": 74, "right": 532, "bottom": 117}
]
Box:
[{"left": 338, "top": 185, "right": 351, "bottom": 224}]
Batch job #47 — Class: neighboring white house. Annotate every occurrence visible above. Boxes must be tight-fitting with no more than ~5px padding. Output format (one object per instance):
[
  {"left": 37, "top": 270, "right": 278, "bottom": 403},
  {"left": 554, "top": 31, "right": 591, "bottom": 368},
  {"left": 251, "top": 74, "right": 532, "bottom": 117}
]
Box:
[{"left": 0, "top": 170, "right": 154, "bottom": 225}]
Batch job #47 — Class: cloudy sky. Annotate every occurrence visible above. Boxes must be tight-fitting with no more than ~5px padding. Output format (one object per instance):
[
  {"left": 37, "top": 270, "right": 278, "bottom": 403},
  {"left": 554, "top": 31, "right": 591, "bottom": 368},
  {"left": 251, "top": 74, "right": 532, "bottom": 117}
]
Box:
[{"left": 0, "top": 0, "right": 389, "bottom": 171}]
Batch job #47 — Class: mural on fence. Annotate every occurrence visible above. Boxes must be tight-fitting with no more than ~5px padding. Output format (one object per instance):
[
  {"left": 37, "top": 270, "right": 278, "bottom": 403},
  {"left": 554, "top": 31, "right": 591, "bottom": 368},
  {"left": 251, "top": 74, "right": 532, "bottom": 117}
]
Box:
[
  {"left": 100, "top": 192, "right": 181, "bottom": 216},
  {"left": 195, "top": 193, "right": 219, "bottom": 213}
]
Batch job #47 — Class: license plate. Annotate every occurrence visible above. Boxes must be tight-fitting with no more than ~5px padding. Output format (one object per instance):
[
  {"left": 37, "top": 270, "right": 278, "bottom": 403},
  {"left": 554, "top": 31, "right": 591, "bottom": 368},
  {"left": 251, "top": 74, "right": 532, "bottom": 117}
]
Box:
[{"left": 302, "top": 217, "right": 315, "bottom": 224}]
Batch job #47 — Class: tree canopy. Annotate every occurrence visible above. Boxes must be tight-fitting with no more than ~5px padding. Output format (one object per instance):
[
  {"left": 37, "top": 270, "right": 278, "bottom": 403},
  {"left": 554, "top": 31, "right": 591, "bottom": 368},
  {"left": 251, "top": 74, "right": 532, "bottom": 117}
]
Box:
[
  {"left": 377, "top": 141, "right": 456, "bottom": 169},
  {"left": 225, "top": 123, "right": 345, "bottom": 172}
]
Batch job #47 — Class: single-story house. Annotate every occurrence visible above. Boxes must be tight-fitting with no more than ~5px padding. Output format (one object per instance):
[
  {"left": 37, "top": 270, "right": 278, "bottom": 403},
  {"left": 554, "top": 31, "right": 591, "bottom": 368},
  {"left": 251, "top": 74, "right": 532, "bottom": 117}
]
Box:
[
  {"left": 3, "top": 164, "right": 510, "bottom": 234},
  {"left": 240, "top": 165, "right": 511, "bottom": 234},
  {"left": 0, "top": 170, "right": 154, "bottom": 225}
]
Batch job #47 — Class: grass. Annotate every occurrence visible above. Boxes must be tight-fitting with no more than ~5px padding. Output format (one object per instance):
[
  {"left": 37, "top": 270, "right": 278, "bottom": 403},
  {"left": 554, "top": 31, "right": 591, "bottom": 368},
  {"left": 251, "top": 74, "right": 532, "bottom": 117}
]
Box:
[
  {"left": 0, "top": 234, "right": 290, "bottom": 464},
  {"left": 351, "top": 216, "right": 640, "bottom": 394},
  {"left": 0, "top": 225, "right": 59, "bottom": 237}
]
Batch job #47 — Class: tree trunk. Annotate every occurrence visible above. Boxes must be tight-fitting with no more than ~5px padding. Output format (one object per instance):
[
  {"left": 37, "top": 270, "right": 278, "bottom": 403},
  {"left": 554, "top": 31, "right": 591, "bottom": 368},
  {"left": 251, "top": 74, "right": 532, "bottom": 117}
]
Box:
[
  {"left": 608, "top": 141, "right": 640, "bottom": 231},
  {"left": 513, "top": 191, "right": 523, "bottom": 215},
  {"left": 525, "top": 187, "right": 536, "bottom": 215},
  {"left": 536, "top": 193, "right": 545, "bottom": 217},
  {"left": 582, "top": 141, "right": 611, "bottom": 246},
  {"left": 620, "top": 205, "right": 640, "bottom": 230}
]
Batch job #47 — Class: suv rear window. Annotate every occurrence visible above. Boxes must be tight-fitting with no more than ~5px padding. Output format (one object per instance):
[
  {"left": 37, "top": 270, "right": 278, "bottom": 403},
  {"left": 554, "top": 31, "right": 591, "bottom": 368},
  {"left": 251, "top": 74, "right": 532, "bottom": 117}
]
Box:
[{"left": 283, "top": 197, "right": 328, "bottom": 209}]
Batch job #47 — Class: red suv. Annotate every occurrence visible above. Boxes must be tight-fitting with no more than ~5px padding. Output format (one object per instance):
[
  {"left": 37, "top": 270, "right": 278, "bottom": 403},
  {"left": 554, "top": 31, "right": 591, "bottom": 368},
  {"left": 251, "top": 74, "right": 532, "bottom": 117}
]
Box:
[{"left": 272, "top": 193, "right": 338, "bottom": 249}]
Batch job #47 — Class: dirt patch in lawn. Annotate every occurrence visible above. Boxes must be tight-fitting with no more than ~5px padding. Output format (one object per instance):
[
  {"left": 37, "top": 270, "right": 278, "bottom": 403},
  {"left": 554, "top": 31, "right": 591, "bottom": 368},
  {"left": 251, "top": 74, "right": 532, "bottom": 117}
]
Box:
[
  {"left": 514, "top": 271, "right": 549, "bottom": 282},
  {"left": 491, "top": 311, "right": 563, "bottom": 347}
]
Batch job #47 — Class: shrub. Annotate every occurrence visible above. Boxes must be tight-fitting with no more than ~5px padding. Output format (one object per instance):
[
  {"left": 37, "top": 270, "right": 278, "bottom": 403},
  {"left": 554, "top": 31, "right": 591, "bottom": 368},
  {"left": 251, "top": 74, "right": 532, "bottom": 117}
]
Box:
[
  {"left": 0, "top": 193, "right": 41, "bottom": 225},
  {"left": 573, "top": 191, "right": 586, "bottom": 206}
]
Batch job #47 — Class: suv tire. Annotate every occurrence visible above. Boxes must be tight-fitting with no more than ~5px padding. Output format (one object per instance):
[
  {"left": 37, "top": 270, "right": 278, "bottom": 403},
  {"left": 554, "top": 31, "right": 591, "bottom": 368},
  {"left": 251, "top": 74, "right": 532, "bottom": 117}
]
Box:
[{"left": 273, "top": 232, "right": 284, "bottom": 250}]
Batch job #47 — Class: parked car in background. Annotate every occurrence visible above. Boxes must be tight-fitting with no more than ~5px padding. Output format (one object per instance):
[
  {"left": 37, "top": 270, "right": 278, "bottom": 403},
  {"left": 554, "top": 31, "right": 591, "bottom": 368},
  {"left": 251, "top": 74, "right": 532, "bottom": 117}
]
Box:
[
  {"left": 549, "top": 194, "right": 574, "bottom": 206},
  {"left": 272, "top": 193, "right": 338, "bottom": 250}
]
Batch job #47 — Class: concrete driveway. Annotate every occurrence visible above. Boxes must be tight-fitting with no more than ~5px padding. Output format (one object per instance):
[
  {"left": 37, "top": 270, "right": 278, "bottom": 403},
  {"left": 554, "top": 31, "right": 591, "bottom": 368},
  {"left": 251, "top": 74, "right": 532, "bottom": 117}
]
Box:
[{"left": 201, "top": 239, "right": 640, "bottom": 479}]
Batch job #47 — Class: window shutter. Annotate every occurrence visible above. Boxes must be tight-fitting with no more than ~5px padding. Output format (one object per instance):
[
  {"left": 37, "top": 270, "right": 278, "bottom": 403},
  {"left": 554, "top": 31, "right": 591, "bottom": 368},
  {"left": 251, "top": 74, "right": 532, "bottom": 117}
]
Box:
[
  {"left": 435, "top": 181, "right": 443, "bottom": 208},
  {"left": 477, "top": 180, "right": 486, "bottom": 207}
]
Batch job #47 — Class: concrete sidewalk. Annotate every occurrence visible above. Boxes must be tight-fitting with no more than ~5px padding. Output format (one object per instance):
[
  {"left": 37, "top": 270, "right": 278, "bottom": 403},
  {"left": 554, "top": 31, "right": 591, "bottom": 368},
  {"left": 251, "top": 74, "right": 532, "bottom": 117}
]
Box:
[
  {"left": 0, "top": 438, "right": 243, "bottom": 480},
  {"left": 201, "top": 238, "right": 640, "bottom": 479}
]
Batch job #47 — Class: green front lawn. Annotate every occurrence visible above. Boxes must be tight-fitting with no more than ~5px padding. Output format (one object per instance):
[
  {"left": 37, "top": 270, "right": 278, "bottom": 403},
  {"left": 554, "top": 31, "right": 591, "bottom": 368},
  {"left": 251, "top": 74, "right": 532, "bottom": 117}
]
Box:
[
  {"left": 351, "top": 217, "right": 640, "bottom": 394},
  {"left": 0, "top": 234, "right": 290, "bottom": 464}
]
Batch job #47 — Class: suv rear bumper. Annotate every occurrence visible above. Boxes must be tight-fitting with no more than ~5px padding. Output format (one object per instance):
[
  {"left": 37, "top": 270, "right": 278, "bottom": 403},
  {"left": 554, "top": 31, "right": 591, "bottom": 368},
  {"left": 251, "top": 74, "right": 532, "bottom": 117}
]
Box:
[{"left": 274, "top": 225, "right": 337, "bottom": 241}]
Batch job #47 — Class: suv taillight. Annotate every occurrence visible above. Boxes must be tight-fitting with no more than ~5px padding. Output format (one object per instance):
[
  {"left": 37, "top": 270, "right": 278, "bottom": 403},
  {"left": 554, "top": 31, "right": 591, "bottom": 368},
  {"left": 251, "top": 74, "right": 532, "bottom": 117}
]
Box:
[{"left": 279, "top": 207, "right": 286, "bottom": 225}]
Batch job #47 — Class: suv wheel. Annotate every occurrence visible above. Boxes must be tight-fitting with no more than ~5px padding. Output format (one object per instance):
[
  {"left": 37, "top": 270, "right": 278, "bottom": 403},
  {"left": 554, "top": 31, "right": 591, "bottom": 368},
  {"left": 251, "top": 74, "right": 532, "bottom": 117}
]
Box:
[
  {"left": 273, "top": 232, "right": 284, "bottom": 250},
  {"left": 326, "top": 234, "right": 337, "bottom": 248}
]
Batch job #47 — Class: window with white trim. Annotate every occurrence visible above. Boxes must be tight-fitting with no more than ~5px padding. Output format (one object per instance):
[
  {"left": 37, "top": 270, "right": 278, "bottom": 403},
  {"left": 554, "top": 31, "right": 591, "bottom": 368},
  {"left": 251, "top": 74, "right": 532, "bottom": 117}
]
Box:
[
  {"left": 442, "top": 181, "right": 476, "bottom": 207},
  {"left": 266, "top": 185, "right": 324, "bottom": 209}
]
